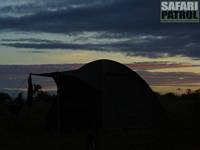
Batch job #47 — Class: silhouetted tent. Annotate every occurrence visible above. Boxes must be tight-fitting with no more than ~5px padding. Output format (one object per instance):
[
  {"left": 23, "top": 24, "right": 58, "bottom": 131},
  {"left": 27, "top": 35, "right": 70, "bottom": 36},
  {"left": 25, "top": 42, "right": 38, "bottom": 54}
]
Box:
[{"left": 28, "top": 59, "right": 165, "bottom": 134}]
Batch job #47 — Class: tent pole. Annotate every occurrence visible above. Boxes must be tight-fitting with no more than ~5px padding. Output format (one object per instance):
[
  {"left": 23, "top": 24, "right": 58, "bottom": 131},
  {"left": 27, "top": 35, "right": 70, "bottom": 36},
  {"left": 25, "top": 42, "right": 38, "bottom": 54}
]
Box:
[{"left": 57, "top": 72, "right": 61, "bottom": 136}]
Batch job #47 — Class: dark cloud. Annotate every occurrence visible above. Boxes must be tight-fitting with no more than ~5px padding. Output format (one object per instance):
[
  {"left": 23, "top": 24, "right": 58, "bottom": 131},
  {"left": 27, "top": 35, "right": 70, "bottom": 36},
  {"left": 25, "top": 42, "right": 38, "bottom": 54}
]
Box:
[
  {"left": 140, "top": 71, "right": 200, "bottom": 86},
  {"left": 0, "top": 0, "right": 198, "bottom": 33},
  {"left": 0, "top": 0, "right": 199, "bottom": 58},
  {"left": 0, "top": 0, "right": 111, "bottom": 16},
  {"left": 2, "top": 33, "right": 200, "bottom": 58},
  {"left": 1, "top": 38, "right": 59, "bottom": 43}
]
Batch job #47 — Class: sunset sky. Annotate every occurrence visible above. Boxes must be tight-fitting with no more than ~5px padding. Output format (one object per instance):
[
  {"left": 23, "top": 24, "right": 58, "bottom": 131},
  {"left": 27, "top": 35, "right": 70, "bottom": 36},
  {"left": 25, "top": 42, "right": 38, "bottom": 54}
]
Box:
[{"left": 0, "top": 0, "right": 200, "bottom": 94}]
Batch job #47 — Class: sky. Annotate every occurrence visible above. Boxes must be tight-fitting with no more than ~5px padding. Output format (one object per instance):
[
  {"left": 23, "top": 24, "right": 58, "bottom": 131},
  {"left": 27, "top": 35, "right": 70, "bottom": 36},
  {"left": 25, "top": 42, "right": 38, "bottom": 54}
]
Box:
[{"left": 0, "top": 0, "right": 200, "bottom": 94}]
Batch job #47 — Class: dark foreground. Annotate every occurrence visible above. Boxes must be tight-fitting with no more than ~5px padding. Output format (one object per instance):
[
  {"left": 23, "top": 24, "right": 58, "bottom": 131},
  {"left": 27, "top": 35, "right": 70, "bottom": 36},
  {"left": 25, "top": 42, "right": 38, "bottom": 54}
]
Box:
[
  {"left": 0, "top": 91, "right": 200, "bottom": 149},
  {"left": 0, "top": 129, "right": 200, "bottom": 150}
]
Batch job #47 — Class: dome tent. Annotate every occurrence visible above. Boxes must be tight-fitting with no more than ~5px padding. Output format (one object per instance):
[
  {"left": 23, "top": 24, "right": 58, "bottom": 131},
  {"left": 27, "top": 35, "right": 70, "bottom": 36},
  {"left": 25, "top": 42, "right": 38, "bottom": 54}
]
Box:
[{"left": 28, "top": 59, "right": 165, "bottom": 147}]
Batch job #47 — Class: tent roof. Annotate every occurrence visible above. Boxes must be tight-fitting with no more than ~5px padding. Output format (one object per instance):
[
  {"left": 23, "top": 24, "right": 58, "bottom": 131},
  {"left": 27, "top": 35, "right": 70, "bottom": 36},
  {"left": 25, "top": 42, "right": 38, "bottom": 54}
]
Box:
[
  {"left": 32, "top": 59, "right": 150, "bottom": 90},
  {"left": 31, "top": 59, "right": 165, "bottom": 129},
  {"left": 32, "top": 59, "right": 140, "bottom": 78}
]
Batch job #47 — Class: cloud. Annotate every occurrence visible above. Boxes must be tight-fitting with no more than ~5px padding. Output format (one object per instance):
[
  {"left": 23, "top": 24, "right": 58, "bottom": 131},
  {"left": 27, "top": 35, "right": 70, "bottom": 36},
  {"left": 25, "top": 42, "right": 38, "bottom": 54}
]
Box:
[
  {"left": 0, "top": 0, "right": 199, "bottom": 58},
  {"left": 1, "top": 38, "right": 59, "bottom": 43},
  {"left": 0, "top": 0, "right": 111, "bottom": 17},
  {"left": 127, "top": 62, "right": 193, "bottom": 70},
  {"left": 2, "top": 33, "right": 200, "bottom": 58},
  {"left": 0, "top": 0, "right": 198, "bottom": 33},
  {"left": 140, "top": 71, "right": 200, "bottom": 86}
]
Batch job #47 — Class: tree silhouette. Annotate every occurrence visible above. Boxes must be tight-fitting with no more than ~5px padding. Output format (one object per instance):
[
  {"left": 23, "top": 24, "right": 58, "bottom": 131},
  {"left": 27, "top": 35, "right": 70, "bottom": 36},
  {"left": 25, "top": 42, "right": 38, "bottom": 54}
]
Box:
[{"left": 0, "top": 92, "right": 11, "bottom": 103}]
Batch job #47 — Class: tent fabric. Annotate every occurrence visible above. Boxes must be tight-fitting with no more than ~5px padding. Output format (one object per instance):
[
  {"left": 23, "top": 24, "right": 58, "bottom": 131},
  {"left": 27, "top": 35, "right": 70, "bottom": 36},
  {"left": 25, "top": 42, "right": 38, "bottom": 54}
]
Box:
[{"left": 31, "top": 59, "right": 165, "bottom": 131}]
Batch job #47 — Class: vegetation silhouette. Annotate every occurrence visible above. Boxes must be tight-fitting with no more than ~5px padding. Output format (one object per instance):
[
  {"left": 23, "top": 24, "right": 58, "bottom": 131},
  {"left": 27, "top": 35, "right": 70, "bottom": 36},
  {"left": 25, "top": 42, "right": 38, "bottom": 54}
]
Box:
[{"left": 0, "top": 60, "right": 200, "bottom": 149}]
